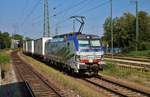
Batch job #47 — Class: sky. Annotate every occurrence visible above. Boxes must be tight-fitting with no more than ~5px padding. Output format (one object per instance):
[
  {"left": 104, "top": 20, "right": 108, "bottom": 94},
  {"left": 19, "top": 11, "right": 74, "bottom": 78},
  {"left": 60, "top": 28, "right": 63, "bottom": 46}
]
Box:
[{"left": 0, "top": 0, "right": 150, "bottom": 39}]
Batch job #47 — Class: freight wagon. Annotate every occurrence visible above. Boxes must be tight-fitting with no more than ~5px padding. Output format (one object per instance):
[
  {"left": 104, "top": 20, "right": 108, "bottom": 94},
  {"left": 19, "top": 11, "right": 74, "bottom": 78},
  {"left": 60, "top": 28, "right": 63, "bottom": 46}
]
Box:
[
  {"left": 23, "top": 40, "right": 34, "bottom": 55},
  {"left": 23, "top": 41, "right": 28, "bottom": 52},
  {"left": 34, "top": 37, "right": 52, "bottom": 56}
]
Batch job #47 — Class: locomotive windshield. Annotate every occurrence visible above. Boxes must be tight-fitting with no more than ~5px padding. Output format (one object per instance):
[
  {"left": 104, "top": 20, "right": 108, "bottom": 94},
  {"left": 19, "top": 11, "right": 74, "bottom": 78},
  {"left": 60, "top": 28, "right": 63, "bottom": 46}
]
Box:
[
  {"left": 78, "top": 39, "right": 101, "bottom": 51},
  {"left": 78, "top": 40, "right": 90, "bottom": 50},
  {"left": 90, "top": 40, "right": 101, "bottom": 47}
]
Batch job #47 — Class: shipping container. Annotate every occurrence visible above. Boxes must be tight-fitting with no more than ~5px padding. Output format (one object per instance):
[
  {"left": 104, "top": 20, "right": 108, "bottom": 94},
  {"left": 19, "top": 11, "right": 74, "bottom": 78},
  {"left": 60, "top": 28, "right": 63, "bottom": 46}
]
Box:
[
  {"left": 23, "top": 41, "right": 28, "bottom": 52},
  {"left": 27, "top": 40, "right": 34, "bottom": 54},
  {"left": 34, "top": 37, "right": 52, "bottom": 56}
]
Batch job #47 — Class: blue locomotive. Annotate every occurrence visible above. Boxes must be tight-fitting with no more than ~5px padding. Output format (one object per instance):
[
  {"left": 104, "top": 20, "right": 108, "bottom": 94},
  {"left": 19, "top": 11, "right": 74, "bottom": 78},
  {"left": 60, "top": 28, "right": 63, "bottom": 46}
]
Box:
[{"left": 45, "top": 32, "right": 105, "bottom": 75}]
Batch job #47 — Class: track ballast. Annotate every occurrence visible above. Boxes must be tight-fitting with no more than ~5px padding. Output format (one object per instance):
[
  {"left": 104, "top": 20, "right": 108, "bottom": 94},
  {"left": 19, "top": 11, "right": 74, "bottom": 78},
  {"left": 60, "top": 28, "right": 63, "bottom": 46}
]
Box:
[
  {"left": 11, "top": 51, "right": 65, "bottom": 97},
  {"left": 82, "top": 75, "right": 150, "bottom": 97}
]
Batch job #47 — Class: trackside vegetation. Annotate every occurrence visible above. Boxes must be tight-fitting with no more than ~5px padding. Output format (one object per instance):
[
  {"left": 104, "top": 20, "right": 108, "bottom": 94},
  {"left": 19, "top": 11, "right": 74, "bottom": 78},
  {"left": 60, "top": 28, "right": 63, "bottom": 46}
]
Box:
[
  {"left": 101, "top": 63, "right": 150, "bottom": 87},
  {"left": 0, "top": 51, "right": 11, "bottom": 79},
  {"left": 0, "top": 31, "right": 24, "bottom": 49},
  {"left": 102, "top": 11, "right": 150, "bottom": 52},
  {"left": 126, "top": 50, "right": 150, "bottom": 58}
]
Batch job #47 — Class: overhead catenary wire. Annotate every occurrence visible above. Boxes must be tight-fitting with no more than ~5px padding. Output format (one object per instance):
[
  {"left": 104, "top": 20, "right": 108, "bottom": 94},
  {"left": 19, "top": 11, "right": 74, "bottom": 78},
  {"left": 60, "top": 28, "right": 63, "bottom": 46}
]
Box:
[
  {"left": 23, "top": 0, "right": 110, "bottom": 37},
  {"left": 52, "top": 1, "right": 63, "bottom": 9},
  {"left": 69, "top": 0, "right": 92, "bottom": 15},
  {"left": 24, "top": 0, "right": 90, "bottom": 30},
  {"left": 77, "top": 0, "right": 110, "bottom": 15},
  {"left": 31, "top": 0, "right": 87, "bottom": 30},
  {"left": 50, "top": 0, "right": 100, "bottom": 32},
  {"left": 57, "top": 0, "right": 110, "bottom": 26},
  {"left": 56, "top": 0, "right": 110, "bottom": 35},
  {"left": 54, "top": 0, "right": 88, "bottom": 16},
  {"left": 21, "top": 0, "right": 31, "bottom": 18},
  {"left": 21, "top": 0, "right": 41, "bottom": 26},
  {"left": 51, "top": 0, "right": 89, "bottom": 26}
]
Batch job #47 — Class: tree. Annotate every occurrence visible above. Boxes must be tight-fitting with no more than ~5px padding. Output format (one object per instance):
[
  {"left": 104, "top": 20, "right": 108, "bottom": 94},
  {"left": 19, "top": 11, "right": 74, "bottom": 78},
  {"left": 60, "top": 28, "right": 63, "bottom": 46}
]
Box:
[
  {"left": 3, "top": 32, "right": 11, "bottom": 48},
  {"left": 116, "top": 12, "right": 135, "bottom": 51},
  {"left": 103, "top": 17, "right": 118, "bottom": 47},
  {"left": 138, "top": 11, "right": 150, "bottom": 50},
  {"left": 103, "top": 11, "right": 150, "bottom": 52},
  {"left": 12, "top": 34, "right": 23, "bottom": 40},
  {"left": 0, "top": 32, "right": 11, "bottom": 49},
  {"left": 0, "top": 31, "right": 24, "bottom": 49}
]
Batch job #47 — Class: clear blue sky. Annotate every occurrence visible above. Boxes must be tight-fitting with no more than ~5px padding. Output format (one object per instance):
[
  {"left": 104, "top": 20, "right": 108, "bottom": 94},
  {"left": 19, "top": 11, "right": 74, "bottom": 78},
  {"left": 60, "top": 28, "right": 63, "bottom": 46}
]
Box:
[{"left": 0, "top": 0, "right": 150, "bottom": 39}]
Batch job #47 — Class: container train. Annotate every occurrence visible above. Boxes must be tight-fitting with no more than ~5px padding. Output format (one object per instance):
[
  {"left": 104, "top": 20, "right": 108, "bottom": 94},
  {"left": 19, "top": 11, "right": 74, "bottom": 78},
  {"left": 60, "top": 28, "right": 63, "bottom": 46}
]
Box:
[{"left": 23, "top": 32, "right": 105, "bottom": 75}]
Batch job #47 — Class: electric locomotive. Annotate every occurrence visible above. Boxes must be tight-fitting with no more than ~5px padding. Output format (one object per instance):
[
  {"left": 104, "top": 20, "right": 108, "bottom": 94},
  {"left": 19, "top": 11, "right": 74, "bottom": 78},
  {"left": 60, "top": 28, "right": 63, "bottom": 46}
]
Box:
[{"left": 45, "top": 32, "right": 105, "bottom": 75}]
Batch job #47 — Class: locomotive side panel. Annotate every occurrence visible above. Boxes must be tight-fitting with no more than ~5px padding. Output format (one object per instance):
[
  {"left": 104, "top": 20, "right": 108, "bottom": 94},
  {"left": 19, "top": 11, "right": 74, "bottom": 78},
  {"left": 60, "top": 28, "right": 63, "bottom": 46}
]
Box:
[
  {"left": 45, "top": 40, "right": 76, "bottom": 62},
  {"left": 45, "top": 40, "right": 78, "bottom": 71}
]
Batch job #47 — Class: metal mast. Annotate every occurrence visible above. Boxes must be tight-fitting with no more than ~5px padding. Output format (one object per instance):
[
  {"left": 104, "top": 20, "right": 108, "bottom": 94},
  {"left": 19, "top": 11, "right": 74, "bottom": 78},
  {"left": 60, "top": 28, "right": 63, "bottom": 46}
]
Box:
[
  {"left": 43, "top": 0, "right": 50, "bottom": 37},
  {"left": 110, "top": 0, "right": 113, "bottom": 58},
  {"left": 135, "top": 0, "right": 139, "bottom": 52}
]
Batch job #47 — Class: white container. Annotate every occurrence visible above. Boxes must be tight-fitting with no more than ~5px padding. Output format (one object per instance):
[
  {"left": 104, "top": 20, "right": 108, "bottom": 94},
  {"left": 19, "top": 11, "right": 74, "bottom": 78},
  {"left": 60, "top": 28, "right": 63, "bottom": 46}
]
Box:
[
  {"left": 23, "top": 41, "right": 26, "bottom": 52},
  {"left": 27, "top": 40, "right": 34, "bottom": 54},
  {"left": 23, "top": 41, "right": 28, "bottom": 52},
  {"left": 34, "top": 37, "right": 52, "bottom": 56}
]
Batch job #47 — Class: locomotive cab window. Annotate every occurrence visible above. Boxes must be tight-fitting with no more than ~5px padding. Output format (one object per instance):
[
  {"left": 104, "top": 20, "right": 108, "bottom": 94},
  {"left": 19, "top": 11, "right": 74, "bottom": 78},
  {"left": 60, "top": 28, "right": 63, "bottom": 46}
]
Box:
[
  {"left": 90, "top": 40, "right": 101, "bottom": 47},
  {"left": 78, "top": 40, "right": 90, "bottom": 50}
]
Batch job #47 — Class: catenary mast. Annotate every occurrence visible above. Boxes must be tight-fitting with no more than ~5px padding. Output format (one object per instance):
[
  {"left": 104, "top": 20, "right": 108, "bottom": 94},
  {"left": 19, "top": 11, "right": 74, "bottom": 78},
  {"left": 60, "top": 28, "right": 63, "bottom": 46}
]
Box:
[{"left": 43, "top": 0, "right": 50, "bottom": 37}]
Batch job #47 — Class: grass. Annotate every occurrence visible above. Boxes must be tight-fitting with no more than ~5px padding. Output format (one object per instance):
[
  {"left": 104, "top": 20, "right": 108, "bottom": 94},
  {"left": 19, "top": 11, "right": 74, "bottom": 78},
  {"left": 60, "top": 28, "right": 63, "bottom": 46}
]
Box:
[
  {"left": 101, "top": 63, "right": 150, "bottom": 87},
  {"left": 19, "top": 52, "right": 106, "bottom": 97},
  {"left": 126, "top": 50, "right": 150, "bottom": 58},
  {"left": 101, "top": 63, "right": 131, "bottom": 78},
  {"left": 0, "top": 51, "right": 11, "bottom": 72}
]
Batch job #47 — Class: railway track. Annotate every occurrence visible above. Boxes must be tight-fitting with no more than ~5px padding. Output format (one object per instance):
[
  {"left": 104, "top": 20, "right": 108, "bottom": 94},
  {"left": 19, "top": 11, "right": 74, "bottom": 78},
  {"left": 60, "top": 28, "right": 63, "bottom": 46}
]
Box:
[
  {"left": 105, "top": 55, "right": 150, "bottom": 63},
  {"left": 11, "top": 51, "right": 65, "bottom": 97},
  {"left": 82, "top": 75, "right": 150, "bottom": 97},
  {"left": 104, "top": 56, "right": 150, "bottom": 71}
]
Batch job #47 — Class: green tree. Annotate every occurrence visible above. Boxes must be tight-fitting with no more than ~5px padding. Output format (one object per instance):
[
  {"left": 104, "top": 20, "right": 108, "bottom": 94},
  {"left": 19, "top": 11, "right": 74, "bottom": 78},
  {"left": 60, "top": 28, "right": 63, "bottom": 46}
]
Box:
[
  {"left": 103, "top": 11, "right": 150, "bottom": 52},
  {"left": 3, "top": 32, "right": 11, "bottom": 48},
  {"left": 103, "top": 17, "right": 118, "bottom": 47},
  {"left": 138, "top": 11, "right": 150, "bottom": 50},
  {"left": 0, "top": 32, "right": 11, "bottom": 49},
  {"left": 12, "top": 34, "right": 23, "bottom": 40},
  {"left": 115, "top": 12, "right": 135, "bottom": 51}
]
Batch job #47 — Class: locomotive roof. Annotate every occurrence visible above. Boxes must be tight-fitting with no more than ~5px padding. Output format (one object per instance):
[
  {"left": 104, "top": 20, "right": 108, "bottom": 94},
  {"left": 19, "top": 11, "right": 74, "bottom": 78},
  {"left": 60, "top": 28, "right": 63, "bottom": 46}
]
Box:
[
  {"left": 53, "top": 32, "right": 100, "bottom": 39},
  {"left": 53, "top": 32, "right": 81, "bottom": 38}
]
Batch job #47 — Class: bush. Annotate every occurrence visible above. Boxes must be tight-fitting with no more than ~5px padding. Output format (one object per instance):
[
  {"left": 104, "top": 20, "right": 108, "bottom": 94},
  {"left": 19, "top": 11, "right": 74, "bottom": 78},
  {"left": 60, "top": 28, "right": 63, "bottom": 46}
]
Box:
[
  {"left": 0, "top": 53, "right": 10, "bottom": 64},
  {"left": 0, "top": 53, "right": 11, "bottom": 72},
  {"left": 127, "top": 50, "right": 150, "bottom": 57},
  {"left": 139, "top": 41, "right": 150, "bottom": 50},
  {"left": 102, "top": 63, "right": 132, "bottom": 78}
]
